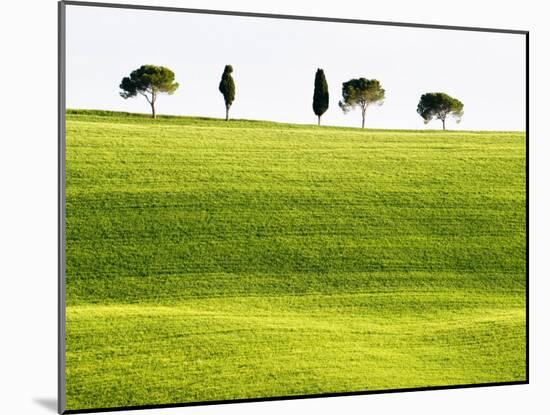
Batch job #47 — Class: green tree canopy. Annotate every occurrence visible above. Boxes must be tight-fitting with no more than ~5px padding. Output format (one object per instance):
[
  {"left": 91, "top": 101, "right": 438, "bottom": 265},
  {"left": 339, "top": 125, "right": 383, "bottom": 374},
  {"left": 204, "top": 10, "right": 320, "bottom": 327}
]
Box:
[
  {"left": 119, "top": 65, "right": 179, "bottom": 118},
  {"left": 339, "top": 78, "right": 385, "bottom": 128},
  {"left": 312, "top": 68, "right": 329, "bottom": 126},
  {"left": 417, "top": 92, "right": 464, "bottom": 130},
  {"left": 219, "top": 65, "right": 236, "bottom": 121}
]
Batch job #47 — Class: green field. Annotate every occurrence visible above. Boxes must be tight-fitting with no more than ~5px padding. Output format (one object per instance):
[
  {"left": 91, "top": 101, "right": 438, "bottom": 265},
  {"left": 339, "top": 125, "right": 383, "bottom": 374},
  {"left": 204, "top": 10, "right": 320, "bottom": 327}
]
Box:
[{"left": 65, "top": 109, "right": 526, "bottom": 410}]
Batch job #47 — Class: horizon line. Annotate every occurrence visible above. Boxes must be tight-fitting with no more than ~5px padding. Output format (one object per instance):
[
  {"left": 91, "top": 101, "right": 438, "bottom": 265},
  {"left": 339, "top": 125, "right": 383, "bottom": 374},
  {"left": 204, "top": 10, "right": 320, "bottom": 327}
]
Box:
[{"left": 66, "top": 108, "right": 527, "bottom": 134}]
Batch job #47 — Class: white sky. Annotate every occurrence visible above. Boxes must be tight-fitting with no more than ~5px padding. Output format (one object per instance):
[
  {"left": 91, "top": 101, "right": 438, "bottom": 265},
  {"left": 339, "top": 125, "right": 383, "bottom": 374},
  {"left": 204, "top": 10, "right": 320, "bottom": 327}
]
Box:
[{"left": 66, "top": 5, "right": 526, "bottom": 131}]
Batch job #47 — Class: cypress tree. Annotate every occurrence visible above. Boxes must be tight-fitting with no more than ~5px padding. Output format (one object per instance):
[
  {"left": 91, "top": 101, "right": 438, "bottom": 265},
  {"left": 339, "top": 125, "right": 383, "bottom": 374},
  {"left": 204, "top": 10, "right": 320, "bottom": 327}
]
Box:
[
  {"left": 312, "top": 68, "right": 329, "bottom": 126},
  {"left": 219, "top": 65, "right": 236, "bottom": 121}
]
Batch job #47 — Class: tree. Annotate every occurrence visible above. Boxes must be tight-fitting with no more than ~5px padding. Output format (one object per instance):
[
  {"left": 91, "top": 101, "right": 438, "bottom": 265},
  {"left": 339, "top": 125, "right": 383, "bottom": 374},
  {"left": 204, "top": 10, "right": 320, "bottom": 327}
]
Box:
[
  {"left": 219, "top": 65, "right": 236, "bottom": 121},
  {"left": 312, "top": 68, "right": 329, "bottom": 126},
  {"left": 417, "top": 92, "right": 464, "bottom": 130},
  {"left": 339, "top": 78, "right": 385, "bottom": 128},
  {"left": 119, "top": 65, "right": 179, "bottom": 118}
]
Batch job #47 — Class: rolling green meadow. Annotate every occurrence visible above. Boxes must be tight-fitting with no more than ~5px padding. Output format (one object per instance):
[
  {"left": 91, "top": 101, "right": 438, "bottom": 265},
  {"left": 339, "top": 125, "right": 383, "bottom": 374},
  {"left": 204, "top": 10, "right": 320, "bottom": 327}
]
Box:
[{"left": 65, "top": 109, "right": 526, "bottom": 410}]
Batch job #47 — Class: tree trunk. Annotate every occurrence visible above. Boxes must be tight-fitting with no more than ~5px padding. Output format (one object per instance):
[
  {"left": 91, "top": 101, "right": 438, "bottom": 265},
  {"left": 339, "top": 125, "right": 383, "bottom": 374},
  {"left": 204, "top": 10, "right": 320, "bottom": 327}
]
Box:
[
  {"left": 442, "top": 118, "right": 446, "bottom": 130},
  {"left": 150, "top": 90, "right": 157, "bottom": 119},
  {"left": 318, "top": 115, "right": 321, "bottom": 126},
  {"left": 361, "top": 106, "right": 367, "bottom": 129},
  {"left": 225, "top": 106, "right": 229, "bottom": 121}
]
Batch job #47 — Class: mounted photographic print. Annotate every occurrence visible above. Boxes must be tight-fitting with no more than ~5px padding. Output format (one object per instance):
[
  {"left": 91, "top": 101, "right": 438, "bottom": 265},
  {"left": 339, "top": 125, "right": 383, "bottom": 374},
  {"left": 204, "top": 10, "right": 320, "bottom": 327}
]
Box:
[{"left": 58, "top": 1, "right": 528, "bottom": 413}]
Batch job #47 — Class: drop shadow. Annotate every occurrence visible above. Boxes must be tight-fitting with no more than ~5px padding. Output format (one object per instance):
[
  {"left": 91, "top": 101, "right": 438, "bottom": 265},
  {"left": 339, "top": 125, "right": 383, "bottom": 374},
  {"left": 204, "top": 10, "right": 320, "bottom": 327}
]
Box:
[{"left": 34, "top": 398, "right": 57, "bottom": 412}]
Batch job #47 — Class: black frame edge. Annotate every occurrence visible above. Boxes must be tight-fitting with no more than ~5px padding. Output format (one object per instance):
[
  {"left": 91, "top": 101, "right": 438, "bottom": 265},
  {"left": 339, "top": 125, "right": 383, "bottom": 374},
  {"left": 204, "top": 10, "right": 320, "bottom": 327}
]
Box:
[
  {"left": 61, "top": 0, "right": 528, "bottom": 35},
  {"left": 525, "top": 30, "right": 530, "bottom": 384},
  {"left": 58, "top": 1, "right": 67, "bottom": 414},
  {"left": 63, "top": 381, "right": 528, "bottom": 414}
]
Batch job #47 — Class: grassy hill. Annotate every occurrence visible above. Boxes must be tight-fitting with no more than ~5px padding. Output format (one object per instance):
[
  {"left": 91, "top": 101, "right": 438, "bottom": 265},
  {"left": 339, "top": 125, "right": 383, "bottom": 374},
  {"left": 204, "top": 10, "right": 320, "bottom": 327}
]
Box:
[{"left": 65, "top": 109, "right": 526, "bottom": 410}]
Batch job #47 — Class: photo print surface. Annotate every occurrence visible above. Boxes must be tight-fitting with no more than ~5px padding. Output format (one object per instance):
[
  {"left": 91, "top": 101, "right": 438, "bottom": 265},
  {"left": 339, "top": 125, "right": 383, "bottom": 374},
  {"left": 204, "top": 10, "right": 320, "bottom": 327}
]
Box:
[{"left": 60, "top": 1, "right": 527, "bottom": 412}]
